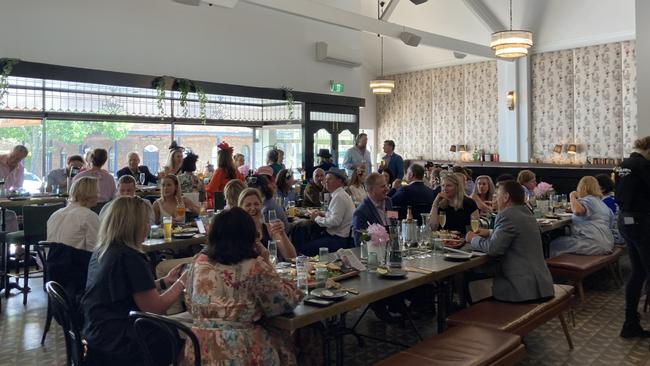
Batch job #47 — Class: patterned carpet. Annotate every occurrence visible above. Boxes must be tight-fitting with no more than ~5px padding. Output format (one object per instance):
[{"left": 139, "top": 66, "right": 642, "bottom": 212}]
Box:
[{"left": 2, "top": 258, "right": 650, "bottom": 365}]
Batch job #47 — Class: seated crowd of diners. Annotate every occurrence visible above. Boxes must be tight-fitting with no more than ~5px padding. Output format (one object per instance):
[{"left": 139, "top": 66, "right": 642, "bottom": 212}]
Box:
[{"left": 5, "top": 135, "right": 650, "bottom": 366}]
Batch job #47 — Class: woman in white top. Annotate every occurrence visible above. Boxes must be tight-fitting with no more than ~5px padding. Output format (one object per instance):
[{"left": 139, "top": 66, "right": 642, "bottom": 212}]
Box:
[
  {"left": 47, "top": 176, "right": 100, "bottom": 251},
  {"left": 346, "top": 167, "right": 367, "bottom": 204},
  {"left": 153, "top": 175, "right": 200, "bottom": 224}
]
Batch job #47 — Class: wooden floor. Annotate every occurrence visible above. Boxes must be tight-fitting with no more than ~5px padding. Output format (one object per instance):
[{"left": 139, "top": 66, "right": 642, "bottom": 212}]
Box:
[{"left": 2, "top": 257, "right": 650, "bottom": 365}]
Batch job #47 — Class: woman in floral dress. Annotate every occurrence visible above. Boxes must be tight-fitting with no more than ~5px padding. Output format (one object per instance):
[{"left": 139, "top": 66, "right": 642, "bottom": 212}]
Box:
[{"left": 182, "top": 207, "right": 304, "bottom": 365}]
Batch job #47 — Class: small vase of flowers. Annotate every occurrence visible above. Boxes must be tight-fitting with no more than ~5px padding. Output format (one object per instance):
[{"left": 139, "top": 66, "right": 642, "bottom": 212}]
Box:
[{"left": 359, "top": 223, "right": 390, "bottom": 265}]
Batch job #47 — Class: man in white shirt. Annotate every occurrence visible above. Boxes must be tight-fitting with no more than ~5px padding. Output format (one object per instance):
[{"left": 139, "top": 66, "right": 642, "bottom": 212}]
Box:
[
  {"left": 302, "top": 168, "right": 355, "bottom": 256},
  {"left": 0, "top": 145, "right": 28, "bottom": 189}
]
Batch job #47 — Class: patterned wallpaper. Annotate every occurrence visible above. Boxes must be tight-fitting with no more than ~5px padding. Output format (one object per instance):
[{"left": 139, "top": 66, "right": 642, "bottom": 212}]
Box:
[
  {"left": 531, "top": 41, "right": 637, "bottom": 163},
  {"left": 377, "top": 61, "right": 498, "bottom": 160}
]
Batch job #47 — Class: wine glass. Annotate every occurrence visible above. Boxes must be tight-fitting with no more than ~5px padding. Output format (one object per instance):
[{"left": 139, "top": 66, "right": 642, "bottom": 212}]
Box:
[
  {"left": 268, "top": 240, "right": 278, "bottom": 265},
  {"left": 139, "top": 173, "right": 146, "bottom": 185},
  {"left": 418, "top": 225, "right": 431, "bottom": 258},
  {"left": 267, "top": 209, "right": 277, "bottom": 223},
  {"left": 438, "top": 211, "right": 447, "bottom": 231},
  {"left": 471, "top": 218, "right": 480, "bottom": 233}
]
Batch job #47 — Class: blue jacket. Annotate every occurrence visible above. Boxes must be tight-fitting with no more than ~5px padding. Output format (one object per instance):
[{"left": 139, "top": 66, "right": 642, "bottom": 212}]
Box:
[
  {"left": 389, "top": 181, "right": 436, "bottom": 208},
  {"left": 352, "top": 196, "right": 393, "bottom": 246},
  {"left": 383, "top": 153, "right": 405, "bottom": 180}
]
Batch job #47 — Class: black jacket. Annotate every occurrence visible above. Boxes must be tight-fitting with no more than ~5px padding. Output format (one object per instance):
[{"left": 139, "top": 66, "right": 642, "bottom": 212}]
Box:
[
  {"left": 116, "top": 166, "right": 158, "bottom": 185},
  {"left": 615, "top": 152, "right": 650, "bottom": 213}
]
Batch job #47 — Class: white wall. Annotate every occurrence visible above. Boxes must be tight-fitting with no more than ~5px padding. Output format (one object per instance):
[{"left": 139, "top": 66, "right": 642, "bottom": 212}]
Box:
[
  {"left": 0, "top": 0, "right": 364, "bottom": 97},
  {"left": 638, "top": 0, "right": 650, "bottom": 138}
]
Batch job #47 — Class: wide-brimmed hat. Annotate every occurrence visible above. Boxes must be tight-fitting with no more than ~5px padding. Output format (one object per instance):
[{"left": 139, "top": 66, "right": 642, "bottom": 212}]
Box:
[
  {"left": 256, "top": 166, "right": 274, "bottom": 177},
  {"left": 326, "top": 168, "right": 348, "bottom": 182},
  {"left": 317, "top": 149, "right": 332, "bottom": 158}
]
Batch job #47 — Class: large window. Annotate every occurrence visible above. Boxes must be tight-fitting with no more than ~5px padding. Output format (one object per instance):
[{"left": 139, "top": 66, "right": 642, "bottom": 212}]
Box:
[
  {"left": 254, "top": 125, "right": 303, "bottom": 175},
  {"left": 174, "top": 124, "right": 253, "bottom": 173}
]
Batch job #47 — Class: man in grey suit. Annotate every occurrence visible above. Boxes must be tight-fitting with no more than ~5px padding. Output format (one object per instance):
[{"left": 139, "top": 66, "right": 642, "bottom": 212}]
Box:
[{"left": 466, "top": 180, "right": 554, "bottom": 303}]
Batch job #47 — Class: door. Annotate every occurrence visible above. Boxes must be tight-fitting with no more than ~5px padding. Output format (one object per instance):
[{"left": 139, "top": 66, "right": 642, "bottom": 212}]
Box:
[{"left": 304, "top": 103, "right": 359, "bottom": 176}]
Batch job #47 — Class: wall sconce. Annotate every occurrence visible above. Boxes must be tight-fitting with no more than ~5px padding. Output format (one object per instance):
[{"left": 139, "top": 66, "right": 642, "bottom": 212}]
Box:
[
  {"left": 458, "top": 145, "right": 467, "bottom": 153},
  {"left": 553, "top": 144, "right": 563, "bottom": 154},
  {"left": 567, "top": 144, "right": 577, "bottom": 154},
  {"left": 506, "top": 91, "right": 516, "bottom": 111},
  {"left": 449, "top": 145, "right": 457, "bottom": 152}
]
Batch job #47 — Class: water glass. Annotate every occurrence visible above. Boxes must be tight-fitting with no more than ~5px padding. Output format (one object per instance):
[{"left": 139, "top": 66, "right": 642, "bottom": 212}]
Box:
[
  {"left": 359, "top": 241, "right": 368, "bottom": 261},
  {"left": 367, "top": 252, "right": 378, "bottom": 272},
  {"left": 318, "top": 247, "right": 329, "bottom": 262},
  {"left": 433, "top": 238, "right": 444, "bottom": 256},
  {"left": 268, "top": 240, "right": 278, "bottom": 265},
  {"left": 52, "top": 184, "right": 59, "bottom": 195},
  {"left": 295, "top": 255, "right": 310, "bottom": 294}
]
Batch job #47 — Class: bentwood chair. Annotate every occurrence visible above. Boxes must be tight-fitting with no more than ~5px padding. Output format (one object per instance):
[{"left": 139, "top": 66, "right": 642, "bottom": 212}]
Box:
[
  {"left": 129, "top": 311, "right": 201, "bottom": 366},
  {"left": 46, "top": 281, "right": 87, "bottom": 366}
]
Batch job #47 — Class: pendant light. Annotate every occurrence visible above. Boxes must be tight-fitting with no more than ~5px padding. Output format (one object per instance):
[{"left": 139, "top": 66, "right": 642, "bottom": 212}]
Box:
[
  {"left": 370, "top": 1, "right": 394, "bottom": 94},
  {"left": 490, "top": 0, "right": 533, "bottom": 59}
]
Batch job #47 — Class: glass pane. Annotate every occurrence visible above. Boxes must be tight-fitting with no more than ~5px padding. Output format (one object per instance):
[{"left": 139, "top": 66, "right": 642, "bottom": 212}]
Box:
[
  {"left": 337, "top": 129, "right": 355, "bottom": 167},
  {"left": 0, "top": 118, "right": 45, "bottom": 192},
  {"left": 45, "top": 120, "right": 172, "bottom": 178},
  {"left": 313, "top": 128, "right": 332, "bottom": 166},
  {"left": 254, "top": 125, "right": 303, "bottom": 176},
  {"left": 310, "top": 111, "right": 357, "bottom": 123}
]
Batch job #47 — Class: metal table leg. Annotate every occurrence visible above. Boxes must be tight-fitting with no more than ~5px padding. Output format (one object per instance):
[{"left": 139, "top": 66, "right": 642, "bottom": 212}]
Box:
[{"left": 437, "top": 279, "right": 450, "bottom": 334}]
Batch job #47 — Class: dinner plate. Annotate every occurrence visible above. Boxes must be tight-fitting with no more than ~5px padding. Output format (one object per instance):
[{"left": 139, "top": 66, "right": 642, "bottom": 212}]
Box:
[
  {"left": 377, "top": 268, "right": 408, "bottom": 279},
  {"left": 443, "top": 253, "right": 472, "bottom": 261},
  {"left": 310, "top": 288, "right": 348, "bottom": 300},
  {"left": 557, "top": 213, "right": 573, "bottom": 218},
  {"left": 172, "top": 233, "right": 195, "bottom": 239},
  {"left": 8, "top": 196, "right": 29, "bottom": 201}
]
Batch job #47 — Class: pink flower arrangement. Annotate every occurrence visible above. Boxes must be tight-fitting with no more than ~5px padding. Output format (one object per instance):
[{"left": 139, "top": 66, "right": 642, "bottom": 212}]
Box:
[
  {"left": 534, "top": 182, "right": 554, "bottom": 200},
  {"left": 366, "top": 223, "right": 389, "bottom": 247}
]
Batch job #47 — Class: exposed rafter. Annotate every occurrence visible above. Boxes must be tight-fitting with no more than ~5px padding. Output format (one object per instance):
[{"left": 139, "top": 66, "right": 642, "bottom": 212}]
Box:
[
  {"left": 462, "top": 0, "right": 504, "bottom": 33},
  {"left": 379, "top": 0, "right": 401, "bottom": 21}
]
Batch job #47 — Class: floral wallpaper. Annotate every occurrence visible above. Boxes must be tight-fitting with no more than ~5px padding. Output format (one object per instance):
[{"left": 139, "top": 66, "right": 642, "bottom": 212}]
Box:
[
  {"left": 377, "top": 61, "right": 498, "bottom": 161},
  {"left": 531, "top": 41, "right": 637, "bottom": 163}
]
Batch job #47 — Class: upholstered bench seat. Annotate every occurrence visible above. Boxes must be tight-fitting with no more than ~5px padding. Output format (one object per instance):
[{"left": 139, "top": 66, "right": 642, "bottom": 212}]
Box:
[
  {"left": 447, "top": 284, "right": 574, "bottom": 349},
  {"left": 374, "top": 325, "right": 526, "bottom": 366}
]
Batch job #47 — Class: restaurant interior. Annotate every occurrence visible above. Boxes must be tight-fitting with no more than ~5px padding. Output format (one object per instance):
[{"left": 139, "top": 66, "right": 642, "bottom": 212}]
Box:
[{"left": 1, "top": 0, "right": 649, "bottom": 365}]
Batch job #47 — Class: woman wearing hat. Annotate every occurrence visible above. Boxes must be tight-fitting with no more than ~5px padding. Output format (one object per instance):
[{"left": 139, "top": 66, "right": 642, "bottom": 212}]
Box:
[
  {"left": 315, "top": 148, "right": 337, "bottom": 172},
  {"left": 205, "top": 141, "right": 245, "bottom": 209}
]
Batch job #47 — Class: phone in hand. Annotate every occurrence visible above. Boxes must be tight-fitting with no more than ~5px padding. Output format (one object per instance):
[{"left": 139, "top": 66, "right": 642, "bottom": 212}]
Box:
[
  {"left": 304, "top": 297, "right": 334, "bottom": 307},
  {"left": 195, "top": 218, "right": 206, "bottom": 234}
]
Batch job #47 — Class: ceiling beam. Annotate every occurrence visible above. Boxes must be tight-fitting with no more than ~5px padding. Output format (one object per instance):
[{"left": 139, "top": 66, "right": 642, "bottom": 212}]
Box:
[
  {"left": 241, "top": 0, "right": 495, "bottom": 58},
  {"left": 379, "top": 0, "right": 401, "bottom": 21},
  {"left": 462, "top": 0, "right": 504, "bottom": 33}
]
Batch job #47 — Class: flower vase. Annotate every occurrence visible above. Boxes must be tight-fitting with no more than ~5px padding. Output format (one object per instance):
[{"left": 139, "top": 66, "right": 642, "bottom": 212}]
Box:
[
  {"left": 369, "top": 239, "right": 388, "bottom": 267},
  {"left": 537, "top": 199, "right": 550, "bottom": 213}
]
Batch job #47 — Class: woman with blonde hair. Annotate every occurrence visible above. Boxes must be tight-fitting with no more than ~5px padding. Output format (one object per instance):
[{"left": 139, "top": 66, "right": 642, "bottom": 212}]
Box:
[
  {"left": 47, "top": 176, "right": 100, "bottom": 252},
  {"left": 471, "top": 175, "right": 496, "bottom": 213},
  {"left": 549, "top": 176, "right": 615, "bottom": 257},
  {"left": 164, "top": 142, "right": 184, "bottom": 176},
  {"left": 346, "top": 167, "right": 367, "bottom": 204},
  {"left": 81, "top": 196, "right": 187, "bottom": 365},
  {"left": 238, "top": 188, "right": 296, "bottom": 260},
  {"left": 224, "top": 179, "right": 246, "bottom": 209},
  {"left": 153, "top": 174, "right": 200, "bottom": 224},
  {"left": 429, "top": 172, "right": 479, "bottom": 234}
]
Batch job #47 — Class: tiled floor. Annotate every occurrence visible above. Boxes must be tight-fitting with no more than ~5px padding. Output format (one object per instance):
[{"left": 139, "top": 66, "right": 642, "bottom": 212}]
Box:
[{"left": 3, "top": 261, "right": 650, "bottom": 365}]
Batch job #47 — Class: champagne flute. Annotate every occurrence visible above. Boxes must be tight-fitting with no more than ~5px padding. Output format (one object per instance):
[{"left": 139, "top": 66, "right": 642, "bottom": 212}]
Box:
[
  {"left": 471, "top": 218, "right": 480, "bottom": 233},
  {"left": 438, "top": 211, "right": 447, "bottom": 231},
  {"left": 267, "top": 209, "right": 277, "bottom": 223},
  {"left": 139, "top": 172, "right": 146, "bottom": 185},
  {"left": 268, "top": 240, "right": 278, "bottom": 265}
]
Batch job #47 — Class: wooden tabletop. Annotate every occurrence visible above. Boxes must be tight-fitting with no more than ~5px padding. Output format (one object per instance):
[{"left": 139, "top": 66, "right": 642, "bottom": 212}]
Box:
[
  {"left": 0, "top": 195, "right": 67, "bottom": 208},
  {"left": 142, "top": 235, "right": 207, "bottom": 253},
  {"left": 539, "top": 217, "right": 572, "bottom": 233},
  {"left": 267, "top": 254, "right": 488, "bottom": 331}
]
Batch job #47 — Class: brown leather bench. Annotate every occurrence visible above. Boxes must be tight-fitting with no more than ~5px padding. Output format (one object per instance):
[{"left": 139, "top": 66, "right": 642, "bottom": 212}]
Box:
[
  {"left": 447, "top": 284, "right": 574, "bottom": 350},
  {"left": 546, "top": 246, "right": 624, "bottom": 302},
  {"left": 374, "top": 325, "right": 526, "bottom": 366}
]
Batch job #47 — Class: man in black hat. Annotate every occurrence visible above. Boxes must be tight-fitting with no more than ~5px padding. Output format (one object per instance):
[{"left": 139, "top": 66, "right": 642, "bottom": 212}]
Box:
[{"left": 315, "top": 148, "right": 337, "bottom": 172}]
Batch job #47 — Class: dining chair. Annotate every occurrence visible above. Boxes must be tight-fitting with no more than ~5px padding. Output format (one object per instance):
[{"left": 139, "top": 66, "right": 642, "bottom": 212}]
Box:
[
  {"left": 213, "top": 192, "right": 226, "bottom": 210},
  {"left": 46, "top": 281, "right": 87, "bottom": 366},
  {"left": 129, "top": 311, "right": 201, "bottom": 366}
]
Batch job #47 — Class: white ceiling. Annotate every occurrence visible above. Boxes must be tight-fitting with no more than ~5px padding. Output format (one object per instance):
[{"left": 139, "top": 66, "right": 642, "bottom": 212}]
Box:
[{"left": 353, "top": 0, "right": 636, "bottom": 75}]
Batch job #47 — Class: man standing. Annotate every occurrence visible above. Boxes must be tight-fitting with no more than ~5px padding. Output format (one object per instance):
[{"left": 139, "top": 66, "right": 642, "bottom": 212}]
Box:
[
  {"left": 116, "top": 152, "right": 158, "bottom": 185},
  {"left": 352, "top": 173, "right": 392, "bottom": 245},
  {"left": 466, "top": 180, "right": 554, "bottom": 303},
  {"left": 46, "top": 154, "right": 84, "bottom": 192},
  {"left": 303, "top": 168, "right": 355, "bottom": 255},
  {"left": 303, "top": 168, "right": 325, "bottom": 207},
  {"left": 343, "top": 133, "right": 372, "bottom": 178},
  {"left": 0, "top": 145, "right": 28, "bottom": 189},
  {"left": 381, "top": 140, "right": 404, "bottom": 180},
  {"left": 389, "top": 164, "right": 436, "bottom": 224}
]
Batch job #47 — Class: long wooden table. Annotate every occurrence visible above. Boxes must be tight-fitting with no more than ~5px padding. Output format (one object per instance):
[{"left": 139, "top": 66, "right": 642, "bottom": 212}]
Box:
[
  {"left": 0, "top": 195, "right": 67, "bottom": 208},
  {"left": 142, "top": 235, "right": 207, "bottom": 253}
]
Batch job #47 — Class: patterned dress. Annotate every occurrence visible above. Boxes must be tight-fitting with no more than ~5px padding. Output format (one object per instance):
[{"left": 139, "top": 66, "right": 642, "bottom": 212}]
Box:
[{"left": 181, "top": 254, "right": 304, "bottom": 365}]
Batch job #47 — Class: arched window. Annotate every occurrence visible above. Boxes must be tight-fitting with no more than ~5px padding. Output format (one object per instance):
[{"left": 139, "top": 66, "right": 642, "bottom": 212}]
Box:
[
  {"left": 59, "top": 148, "right": 67, "bottom": 169},
  {"left": 143, "top": 145, "right": 160, "bottom": 172}
]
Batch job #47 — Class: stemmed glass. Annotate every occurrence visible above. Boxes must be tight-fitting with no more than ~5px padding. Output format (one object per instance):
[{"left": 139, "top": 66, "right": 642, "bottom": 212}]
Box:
[
  {"left": 418, "top": 225, "right": 431, "bottom": 258},
  {"left": 267, "top": 209, "right": 277, "bottom": 223},
  {"left": 139, "top": 173, "right": 146, "bottom": 185},
  {"left": 438, "top": 211, "right": 447, "bottom": 231}
]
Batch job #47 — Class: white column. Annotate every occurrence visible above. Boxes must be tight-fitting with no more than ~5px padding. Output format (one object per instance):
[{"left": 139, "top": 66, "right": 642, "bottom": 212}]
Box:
[
  {"left": 637, "top": 0, "right": 650, "bottom": 138},
  {"left": 517, "top": 57, "right": 532, "bottom": 162},
  {"left": 497, "top": 57, "right": 531, "bottom": 162}
]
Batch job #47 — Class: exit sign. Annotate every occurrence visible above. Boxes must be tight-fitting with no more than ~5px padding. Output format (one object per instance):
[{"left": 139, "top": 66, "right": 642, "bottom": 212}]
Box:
[{"left": 330, "top": 81, "right": 344, "bottom": 93}]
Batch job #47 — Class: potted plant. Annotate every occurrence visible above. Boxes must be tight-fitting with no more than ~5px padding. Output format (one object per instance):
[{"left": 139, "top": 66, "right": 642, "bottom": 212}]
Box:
[
  {"left": 172, "top": 78, "right": 194, "bottom": 117},
  {"left": 152, "top": 76, "right": 167, "bottom": 118},
  {"left": 0, "top": 58, "right": 19, "bottom": 108},
  {"left": 281, "top": 86, "right": 295, "bottom": 123}
]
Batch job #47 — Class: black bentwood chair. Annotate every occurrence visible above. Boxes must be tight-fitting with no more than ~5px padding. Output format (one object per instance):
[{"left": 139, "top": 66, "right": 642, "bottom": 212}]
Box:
[
  {"left": 129, "top": 311, "right": 201, "bottom": 366},
  {"left": 45, "top": 281, "right": 87, "bottom": 366}
]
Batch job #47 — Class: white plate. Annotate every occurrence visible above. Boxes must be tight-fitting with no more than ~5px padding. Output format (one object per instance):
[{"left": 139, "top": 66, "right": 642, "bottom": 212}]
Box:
[
  {"left": 443, "top": 253, "right": 472, "bottom": 261},
  {"left": 557, "top": 213, "right": 573, "bottom": 218}
]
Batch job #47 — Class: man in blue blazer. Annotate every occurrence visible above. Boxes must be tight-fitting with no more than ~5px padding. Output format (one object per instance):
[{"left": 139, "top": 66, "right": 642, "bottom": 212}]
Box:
[
  {"left": 352, "top": 173, "right": 393, "bottom": 246},
  {"left": 389, "top": 164, "right": 436, "bottom": 224},
  {"left": 381, "top": 140, "right": 405, "bottom": 180}
]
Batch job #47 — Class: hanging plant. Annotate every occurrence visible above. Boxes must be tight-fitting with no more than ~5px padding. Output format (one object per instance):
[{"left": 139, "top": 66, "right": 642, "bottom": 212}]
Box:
[
  {"left": 281, "top": 86, "right": 295, "bottom": 123},
  {"left": 173, "top": 78, "right": 194, "bottom": 117},
  {"left": 0, "top": 58, "right": 19, "bottom": 108},
  {"left": 196, "top": 85, "right": 208, "bottom": 124},
  {"left": 152, "top": 76, "right": 167, "bottom": 118}
]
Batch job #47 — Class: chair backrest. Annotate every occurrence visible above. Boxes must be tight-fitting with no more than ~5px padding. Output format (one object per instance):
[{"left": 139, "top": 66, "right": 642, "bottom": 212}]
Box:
[
  {"left": 129, "top": 311, "right": 201, "bottom": 366},
  {"left": 41, "top": 242, "right": 92, "bottom": 299},
  {"left": 213, "top": 192, "right": 226, "bottom": 210},
  {"left": 23, "top": 203, "right": 65, "bottom": 239},
  {"left": 46, "top": 281, "right": 86, "bottom": 366}
]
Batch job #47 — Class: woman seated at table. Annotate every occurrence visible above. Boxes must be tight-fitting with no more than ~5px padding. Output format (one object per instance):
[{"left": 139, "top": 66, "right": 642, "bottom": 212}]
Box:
[
  {"left": 471, "top": 175, "right": 496, "bottom": 213},
  {"left": 177, "top": 152, "right": 204, "bottom": 195},
  {"left": 47, "top": 176, "right": 100, "bottom": 252},
  {"left": 249, "top": 174, "right": 290, "bottom": 232},
  {"left": 453, "top": 166, "right": 474, "bottom": 196},
  {"left": 346, "top": 167, "right": 367, "bottom": 204},
  {"left": 81, "top": 196, "right": 187, "bottom": 366},
  {"left": 182, "top": 207, "right": 303, "bottom": 365},
  {"left": 153, "top": 175, "right": 200, "bottom": 224},
  {"left": 205, "top": 141, "right": 245, "bottom": 208},
  {"left": 429, "top": 173, "right": 480, "bottom": 234},
  {"left": 223, "top": 178, "right": 246, "bottom": 209},
  {"left": 276, "top": 168, "right": 297, "bottom": 203},
  {"left": 549, "top": 176, "right": 615, "bottom": 257},
  {"left": 73, "top": 148, "right": 116, "bottom": 203},
  {"left": 238, "top": 188, "right": 296, "bottom": 260},
  {"left": 517, "top": 169, "right": 537, "bottom": 201},
  {"left": 163, "top": 142, "right": 184, "bottom": 176},
  {"left": 380, "top": 168, "right": 397, "bottom": 196}
]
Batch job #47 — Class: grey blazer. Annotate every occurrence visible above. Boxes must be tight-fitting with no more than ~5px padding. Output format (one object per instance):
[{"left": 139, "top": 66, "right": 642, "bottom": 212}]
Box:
[{"left": 471, "top": 205, "right": 555, "bottom": 302}]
